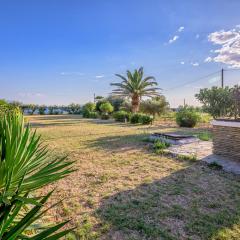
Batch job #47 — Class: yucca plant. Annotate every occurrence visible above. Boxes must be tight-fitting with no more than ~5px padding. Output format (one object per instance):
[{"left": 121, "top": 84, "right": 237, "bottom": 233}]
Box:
[{"left": 0, "top": 112, "right": 74, "bottom": 239}]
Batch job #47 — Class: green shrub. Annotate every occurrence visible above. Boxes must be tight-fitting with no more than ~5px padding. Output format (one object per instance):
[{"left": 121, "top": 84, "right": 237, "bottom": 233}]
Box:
[
  {"left": 130, "top": 113, "right": 143, "bottom": 124},
  {"left": 82, "top": 102, "right": 96, "bottom": 117},
  {"left": 153, "top": 140, "right": 170, "bottom": 154},
  {"left": 82, "top": 102, "right": 95, "bottom": 112},
  {"left": 113, "top": 111, "right": 130, "bottom": 122},
  {"left": 82, "top": 111, "right": 98, "bottom": 118},
  {"left": 130, "top": 113, "right": 153, "bottom": 125},
  {"left": 88, "top": 111, "right": 98, "bottom": 118},
  {"left": 99, "top": 102, "right": 114, "bottom": 120},
  {"left": 99, "top": 102, "right": 114, "bottom": 114},
  {"left": 0, "top": 113, "right": 74, "bottom": 239},
  {"left": 197, "top": 132, "right": 212, "bottom": 141},
  {"left": 177, "top": 154, "right": 197, "bottom": 161},
  {"left": 140, "top": 114, "right": 154, "bottom": 124},
  {"left": 101, "top": 114, "right": 110, "bottom": 120},
  {"left": 176, "top": 106, "right": 200, "bottom": 128},
  {"left": 96, "top": 99, "right": 109, "bottom": 112}
]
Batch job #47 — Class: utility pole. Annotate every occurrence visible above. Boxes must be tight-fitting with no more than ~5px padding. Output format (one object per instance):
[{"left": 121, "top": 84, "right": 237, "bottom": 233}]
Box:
[
  {"left": 184, "top": 98, "right": 186, "bottom": 107},
  {"left": 221, "top": 68, "right": 224, "bottom": 88},
  {"left": 94, "top": 93, "right": 96, "bottom": 103}
]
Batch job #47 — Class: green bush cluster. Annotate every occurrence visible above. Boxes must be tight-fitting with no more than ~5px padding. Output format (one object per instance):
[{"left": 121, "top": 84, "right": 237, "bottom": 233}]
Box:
[
  {"left": 113, "top": 111, "right": 130, "bottom": 122},
  {"left": 82, "top": 102, "right": 98, "bottom": 118},
  {"left": 82, "top": 100, "right": 155, "bottom": 125},
  {"left": 153, "top": 140, "right": 170, "bottom": 154},
  {"left": 99, "top": 102, "right": 114, "bottom": 120},
  {"left": 130, "top": 113, "right": 153, "bottom": 125},
  {"left": 176, "top": 106, "right": 200, "bottom": 128},
  {"left": 83, "top": 111, "right": 98, "bottom": 118}
]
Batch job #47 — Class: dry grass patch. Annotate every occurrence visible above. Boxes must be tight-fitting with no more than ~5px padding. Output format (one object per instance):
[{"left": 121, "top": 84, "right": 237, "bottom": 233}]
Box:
[{"left": 27, "top": 115, "right": 240, "bottom": 240}]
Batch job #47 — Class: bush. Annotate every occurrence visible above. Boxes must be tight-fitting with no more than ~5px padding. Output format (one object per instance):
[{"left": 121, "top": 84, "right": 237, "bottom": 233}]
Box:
[
  {"left": 130, "top": 113, "right": 153, "bottom": 125},
  {"left": 99, "top": 102, "right": 114, "bottom": 114},
  {"left": 153, "top": 140, "right": 170, "bottom": 154},
  {"left": 113, "top": 111, "right": 130, "bottom": 122},
  {"left": 101, "top": 114, "right": 110, "bottom": 120},
  {"left": 99, "top": 102, "right": 114, "bottom": 120},
  {"left": 96, "top": 99, "right": 109, "bottom": 112},
  {"left": 130, "top": 113, "right": 142, "bottom": 124},
  {"left": 82, "top": 111, "right": 98, "bottom": 118},
  {"left": 82, "top": 102, "right": 96, "bottom": 117},
  {"left": 197, "top": 132, "right": 212, "bottom": 141},
  {"left": 176, "top": 106, "right": 200, "bottom": 128},
  {"left": 140, "top": 114, "right": 154, "bottom": 124}
]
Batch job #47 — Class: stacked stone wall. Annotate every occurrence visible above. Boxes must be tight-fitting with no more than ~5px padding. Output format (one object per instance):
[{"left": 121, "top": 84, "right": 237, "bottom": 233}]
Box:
[{"left": 213, "top": 125, "right": 240, "bottom": 160}]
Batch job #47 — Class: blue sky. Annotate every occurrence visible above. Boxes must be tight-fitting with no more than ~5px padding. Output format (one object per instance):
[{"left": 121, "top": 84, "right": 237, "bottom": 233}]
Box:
[{"left": 1, "top": 0, "right": 240, "bottom": 107}]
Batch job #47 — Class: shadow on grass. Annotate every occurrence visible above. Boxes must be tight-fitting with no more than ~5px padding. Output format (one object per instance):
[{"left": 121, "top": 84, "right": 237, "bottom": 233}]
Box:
[
  {"left": 86, "top": 133, "right": 149, "bottom": 152},
  {"left": 26, "top": 114, "right": 83, "bottom": 121},
  {"left": 29, "top": 120, "right": 84, "bottom": 128},
  {"left": 96, "top": 163, "right": 240, "bottom": 240}
]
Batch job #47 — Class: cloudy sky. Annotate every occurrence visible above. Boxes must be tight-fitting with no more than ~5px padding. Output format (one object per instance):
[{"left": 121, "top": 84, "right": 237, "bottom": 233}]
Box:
[{"left": 1, "top": 0, "right": 240, "bottom": 107}]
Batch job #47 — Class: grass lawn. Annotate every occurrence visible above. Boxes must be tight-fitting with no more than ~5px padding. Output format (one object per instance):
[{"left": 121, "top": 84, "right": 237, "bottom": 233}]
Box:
[{"left": 27, "top": 115, "right": 240, "bottom": 240}]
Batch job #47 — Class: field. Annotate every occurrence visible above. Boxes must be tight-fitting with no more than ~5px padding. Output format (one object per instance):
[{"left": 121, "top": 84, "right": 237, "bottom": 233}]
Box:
[{"left": 27, "top": 115, "right": 240, "bottom": 240}]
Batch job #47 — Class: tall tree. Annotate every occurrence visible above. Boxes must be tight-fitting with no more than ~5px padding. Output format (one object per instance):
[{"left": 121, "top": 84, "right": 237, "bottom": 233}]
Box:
[{"left": 111, "top": 67, "right": 160, "bottom": 113}]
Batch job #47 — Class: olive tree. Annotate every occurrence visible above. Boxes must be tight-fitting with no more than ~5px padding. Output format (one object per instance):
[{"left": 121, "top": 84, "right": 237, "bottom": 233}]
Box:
[
  {"left": 195, "top": 87, "right": 234, "bottom": 119},
  {"left": 140, "top": 96, "right": 169, "bottom": 117}
]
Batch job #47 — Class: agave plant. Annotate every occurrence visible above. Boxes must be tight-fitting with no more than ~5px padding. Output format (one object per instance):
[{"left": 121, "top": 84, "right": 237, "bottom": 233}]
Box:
[
  {"left": 0, "top": 113, "right": 74, "bottom": 239},
  {"left": 111, "top": 67, "right": 160, "bottom": 113}
]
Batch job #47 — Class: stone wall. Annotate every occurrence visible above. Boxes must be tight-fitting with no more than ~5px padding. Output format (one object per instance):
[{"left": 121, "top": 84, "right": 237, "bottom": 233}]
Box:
[{"left": 212, "top": 122, "right": 240, "bottom": 160}]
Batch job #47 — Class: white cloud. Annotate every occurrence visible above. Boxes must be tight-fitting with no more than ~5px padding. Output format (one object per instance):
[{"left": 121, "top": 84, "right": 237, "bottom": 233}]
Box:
[
  {"left": 95, "top": 75, "right": 104, "bottom": 78},
  {"left": 204, "top": 57, "right": 212, "bottom": 62},
  {"left": 180, "top": 61, "right": 185, "bottom": 65},
  {"left": 191, "top": 62, "right": 199, "bottom": 67},
  {"left": 178, "top": 26, "right": 184, "bottom": 32},
  {"left": 207, "top": 27, "right": 240, "bottom": 68},
  {"left": 168, "top": 35, "right": 179, "bottom": 44}
]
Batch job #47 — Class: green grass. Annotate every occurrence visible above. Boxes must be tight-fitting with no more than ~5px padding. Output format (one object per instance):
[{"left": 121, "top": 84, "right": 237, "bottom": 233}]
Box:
[
  {"left": 197, "top": 131, "right": 212, "bottom": 141},
  {"left": 27, "top": 115, "right": 240, "bottom": 240}
]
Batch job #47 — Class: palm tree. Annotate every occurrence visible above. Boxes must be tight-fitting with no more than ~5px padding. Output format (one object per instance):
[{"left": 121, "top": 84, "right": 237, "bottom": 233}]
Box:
[{"left": 111, "top": 67, "right": 160, "bottom": 112}]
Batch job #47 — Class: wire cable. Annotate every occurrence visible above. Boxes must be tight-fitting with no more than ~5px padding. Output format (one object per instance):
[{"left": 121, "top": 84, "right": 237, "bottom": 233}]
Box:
[{"left": 163, "top": 70, "right": 221, "bottom": 92}]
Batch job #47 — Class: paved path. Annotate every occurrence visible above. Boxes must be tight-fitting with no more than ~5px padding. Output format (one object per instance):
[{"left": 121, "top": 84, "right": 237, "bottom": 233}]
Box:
[{"left": 168, "top": 141, "right": 240, "bottom": 175}]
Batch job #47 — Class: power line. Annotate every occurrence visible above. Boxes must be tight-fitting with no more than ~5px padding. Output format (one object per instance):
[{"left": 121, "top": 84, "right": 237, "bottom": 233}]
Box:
[
  {"left": 163, "top": 70, "right": 221, "bottom": 92},
  {"left": 224, "top": 68, "right": 240, "bottom": 72}
]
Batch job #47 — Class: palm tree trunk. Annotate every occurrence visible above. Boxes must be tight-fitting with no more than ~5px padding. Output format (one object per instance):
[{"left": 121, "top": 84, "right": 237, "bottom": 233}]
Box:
[{"left": 131, "top": 94, "right": 140, "bottom": 113}]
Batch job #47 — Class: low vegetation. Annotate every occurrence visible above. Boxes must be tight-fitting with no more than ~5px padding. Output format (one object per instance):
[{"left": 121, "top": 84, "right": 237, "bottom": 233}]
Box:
[
  {"left": 176, "top": 106, "right": 201, "bottom": 128},
  {"left": 113, "top": 110, "right": 130, "bottom": 122},
  {"left": 23, "top": 115, "right": 240, "bottom": 240}
]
